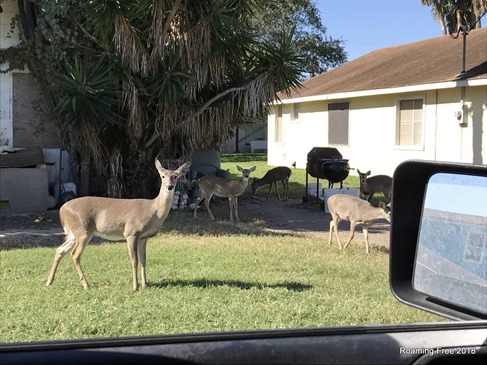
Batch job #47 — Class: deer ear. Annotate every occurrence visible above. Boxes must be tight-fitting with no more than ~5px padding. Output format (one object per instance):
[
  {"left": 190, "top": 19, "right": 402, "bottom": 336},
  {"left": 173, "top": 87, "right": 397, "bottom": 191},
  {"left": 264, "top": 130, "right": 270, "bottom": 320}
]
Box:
[
  {"left": 176, "top": 162, "right": 191, "bottom": 175},
  {"left": 236, "top": 165, "right": 243, "bottom": 172},
  {"left": 366, "top": 171, "right": 371, "bottom": 176},
  {"left": 249, "top": 165, "right": 256, "bottom": 172},
  {"left": 155, "top": 158, "right": 164, "bottom": 172}
]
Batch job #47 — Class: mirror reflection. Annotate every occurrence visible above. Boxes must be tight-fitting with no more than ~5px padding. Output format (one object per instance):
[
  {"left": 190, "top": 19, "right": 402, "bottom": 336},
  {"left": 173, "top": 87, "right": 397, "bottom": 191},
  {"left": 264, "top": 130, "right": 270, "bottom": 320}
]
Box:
[{"left": 413, "top": 173, "right": 487, "bottom": 313}]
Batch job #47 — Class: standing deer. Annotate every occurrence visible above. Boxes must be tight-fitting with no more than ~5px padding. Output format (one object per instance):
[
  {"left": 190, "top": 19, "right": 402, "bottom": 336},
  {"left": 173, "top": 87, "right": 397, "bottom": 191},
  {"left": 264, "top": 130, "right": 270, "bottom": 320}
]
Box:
[
  {"left": 194, "top": 165, "right": 256, "bottom": 222},
  {"left": 46, "top": 160, "right": 191, "bottom": 291},
  {"left": 357, "top": 170, "right": 392, "bottom": 203},
  {"left": 327, "top": 194, "right": 391, "bottom": 254},
  {"left": 252, "top": 166, "right": 292, "bottom": 201}
]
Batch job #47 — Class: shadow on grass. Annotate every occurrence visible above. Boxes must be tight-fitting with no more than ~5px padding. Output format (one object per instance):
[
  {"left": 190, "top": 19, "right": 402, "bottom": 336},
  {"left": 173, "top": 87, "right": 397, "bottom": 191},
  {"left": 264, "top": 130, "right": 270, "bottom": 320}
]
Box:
[
  {"left": 162, "top": 200, "right": 297, "bottom": 238},
  {"left": 148, "top": 278, "right": 313, "bottom": 291}
]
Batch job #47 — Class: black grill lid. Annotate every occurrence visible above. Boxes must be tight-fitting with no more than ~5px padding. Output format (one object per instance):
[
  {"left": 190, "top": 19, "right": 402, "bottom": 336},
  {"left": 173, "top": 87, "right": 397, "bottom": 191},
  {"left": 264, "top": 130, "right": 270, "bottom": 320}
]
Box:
[{"left": 307, "top": 147, "right": 343, "bottom": 161}]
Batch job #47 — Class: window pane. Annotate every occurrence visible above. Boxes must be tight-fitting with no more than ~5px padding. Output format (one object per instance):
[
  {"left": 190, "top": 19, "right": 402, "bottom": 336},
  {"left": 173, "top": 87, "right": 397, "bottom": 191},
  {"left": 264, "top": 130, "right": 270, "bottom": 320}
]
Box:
[
  {"left": 275, "top": 105, "right": 283, "bottom": 143},
  {"left": 328, "top": 102, "right": 349, "bottom": 145},
  {"left": 398, "top": 99, "right": 423, "bottom": 146},
  {"left": 291, "top": 103, "right": 300, "bottom": 122}
]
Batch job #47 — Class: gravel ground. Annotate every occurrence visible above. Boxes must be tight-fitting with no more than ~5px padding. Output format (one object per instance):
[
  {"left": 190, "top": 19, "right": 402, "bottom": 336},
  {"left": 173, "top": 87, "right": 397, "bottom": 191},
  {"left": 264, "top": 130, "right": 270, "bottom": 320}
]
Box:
[
  {"left": 241, "top": 196, "right": 391, "bottom": 251},
  {"left": 0, "top": 196, "right": 391, "bottom": 251}
]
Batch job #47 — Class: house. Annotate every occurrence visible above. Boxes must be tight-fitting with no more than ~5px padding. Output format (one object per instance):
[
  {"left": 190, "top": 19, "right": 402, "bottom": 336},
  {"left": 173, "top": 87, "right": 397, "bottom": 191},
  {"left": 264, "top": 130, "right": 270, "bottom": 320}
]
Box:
[
  {"left": 267, "top": 28, "right": 487, "bottom": 176},
  {"left": 221, "top": 122, "right": 267, "bottom": 153},
  {"left": 1, "top": 1, "right": 71, "bottom": 213}
]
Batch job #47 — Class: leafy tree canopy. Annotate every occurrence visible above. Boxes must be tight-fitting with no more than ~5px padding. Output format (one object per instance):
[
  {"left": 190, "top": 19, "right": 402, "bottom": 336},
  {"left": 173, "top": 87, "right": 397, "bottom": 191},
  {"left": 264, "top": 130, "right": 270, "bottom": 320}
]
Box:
[
  {"left": 10, "top": 0, "right": 318, "bottom": 197},
  {"left": 251, "top": 0, "right": 347, "bottom": 77}
]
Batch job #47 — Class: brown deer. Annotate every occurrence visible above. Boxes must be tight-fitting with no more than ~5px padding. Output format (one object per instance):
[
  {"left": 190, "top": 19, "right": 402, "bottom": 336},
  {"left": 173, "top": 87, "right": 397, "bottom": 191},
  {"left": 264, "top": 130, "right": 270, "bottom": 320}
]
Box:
[
  {"left": 193, "top": 165, "right": 256, "bottom": 222},
  {"left": 252, "top": 166, "right": 292, "bottom": 201},
  {"left": 357, "top": 170, "right": 392, "bottom": 202},
  {"left": 46, "top": 160, "right": 191, "bottom": 290},
  {"left": 327, "top": 194, "right": 391, "bottom": 254}
]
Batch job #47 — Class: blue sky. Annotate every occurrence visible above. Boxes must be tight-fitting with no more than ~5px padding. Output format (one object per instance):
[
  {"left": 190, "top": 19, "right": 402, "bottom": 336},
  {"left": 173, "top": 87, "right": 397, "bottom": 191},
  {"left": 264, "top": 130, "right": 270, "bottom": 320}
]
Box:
[
  {"left": 424, "top": 173, "right": 487, "bottom": 217},
  {"left": 317, "top": 1, "right": 443, "bottom": 61}
]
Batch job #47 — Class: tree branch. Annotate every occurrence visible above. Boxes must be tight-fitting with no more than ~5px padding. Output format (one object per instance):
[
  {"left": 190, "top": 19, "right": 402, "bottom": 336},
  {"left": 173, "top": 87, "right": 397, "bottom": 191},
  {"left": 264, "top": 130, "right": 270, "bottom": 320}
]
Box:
[{"left": 144, "top": 85, "right": 247, "bottom": 149}]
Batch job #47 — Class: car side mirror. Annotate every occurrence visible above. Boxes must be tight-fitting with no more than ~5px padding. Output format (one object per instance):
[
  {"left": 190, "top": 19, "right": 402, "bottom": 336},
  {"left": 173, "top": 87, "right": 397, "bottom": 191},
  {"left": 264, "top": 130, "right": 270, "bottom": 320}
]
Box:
[{"left": 390, "top": 160, "right": 486, "bottom": 320}]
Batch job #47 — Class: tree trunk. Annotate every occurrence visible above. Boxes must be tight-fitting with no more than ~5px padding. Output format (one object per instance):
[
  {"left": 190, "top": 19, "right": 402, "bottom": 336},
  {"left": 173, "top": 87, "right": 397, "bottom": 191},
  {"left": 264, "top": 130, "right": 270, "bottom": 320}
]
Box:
[
  {"left": 79, "top": 150, "right": 91, "bottom": 196},
  {"left": 235, "top": 128, "right": 240, "bottom": 153},
  {"left": 67, "top": 145, "right": 81, "bottom": 193}
]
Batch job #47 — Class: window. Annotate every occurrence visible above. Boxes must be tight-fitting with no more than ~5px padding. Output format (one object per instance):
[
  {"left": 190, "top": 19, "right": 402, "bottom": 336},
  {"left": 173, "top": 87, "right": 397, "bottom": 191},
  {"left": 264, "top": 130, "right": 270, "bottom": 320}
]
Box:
[
  {"left": 291, "top": 103, "right": 300, "bottom": 123},
  {"left": 275, "top": 104, "right": 283, "bottom": 143},
  {"left": 396, "top": 98, "right": 423, "bottom": 146},
  {"left": 328, "top": 102, "right": 349, "bottom": 145}
]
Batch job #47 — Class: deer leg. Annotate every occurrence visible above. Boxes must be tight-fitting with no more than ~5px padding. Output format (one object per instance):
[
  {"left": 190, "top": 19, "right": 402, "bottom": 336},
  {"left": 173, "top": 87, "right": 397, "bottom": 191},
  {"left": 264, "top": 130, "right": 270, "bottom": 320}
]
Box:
[
  {"left": 229, "top": 196, "right": 239, "bottom": 222},
  {"left": 193, "top": 190, "right": 206, "bottom": 218},
  {"left": 283, "top": 180, "right": 289, "bottom": 201},
  {"left": 193, "top": 197, "right": 200, "bottom": 218},
  {"left": 328, "top": 220, "right": 335, "bottom": 246},
  {"left": 267, "top": 183, "right": 273, "bottom": 200},
  {"left": 235, "top": 197, "right": 240, "bottom": 222},
  {"left": 228, "top": 197, "right": 233, "bottom": 221},
  {"left": 126, "top": 235, "right": 139, "bottom": 291},
  {"left": 363, "top": 225, "right": 370, "bottom": 254},
  {"left": 137, "top": 238, "right": 148, "bottom": 287},
  {"left": 46, "top": 234, "right": 77, "bottom": 286},
  {"left": 204, "top": 193, "right": 216, "bottom": 220},
  {"left": 71, "top": 233, "right": 93, "bottom": 289},
  {"left": 343, "top": 221, "right": 356, "bottom": 249},
  {"left": 330, "top": 217, "right": 343, "bottom": 249},
  {"left": 275, "top": 182, "right": 281, "bottom": 200}
]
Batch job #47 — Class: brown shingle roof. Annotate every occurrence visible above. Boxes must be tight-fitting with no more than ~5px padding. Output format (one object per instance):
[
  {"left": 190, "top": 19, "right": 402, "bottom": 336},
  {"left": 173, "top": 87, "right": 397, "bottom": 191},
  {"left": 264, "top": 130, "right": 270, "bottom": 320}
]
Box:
[{"left": 280, "top": 28, "right": 487, "bottom": 100}]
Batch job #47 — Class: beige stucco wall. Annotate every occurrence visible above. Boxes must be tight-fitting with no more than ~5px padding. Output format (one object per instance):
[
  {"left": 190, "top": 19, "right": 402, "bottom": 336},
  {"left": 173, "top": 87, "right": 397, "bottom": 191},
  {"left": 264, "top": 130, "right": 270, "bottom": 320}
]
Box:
[{"left": 267, "top": 84, "right": 486, "bottom": 177}]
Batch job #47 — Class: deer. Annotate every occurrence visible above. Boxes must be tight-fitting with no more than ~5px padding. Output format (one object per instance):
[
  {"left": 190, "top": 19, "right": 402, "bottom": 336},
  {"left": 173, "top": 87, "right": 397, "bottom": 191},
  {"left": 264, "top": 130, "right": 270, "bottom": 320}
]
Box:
[
  {"left": 46, "top": 159, "right": 191, "bottom": 291},
  {"left": 252, "top": 166, "right": 292, "bottom": 201},
  {"left": 327, "top": 194, "right": 391, "bottom": 254},
  {"left": 357, "top": 170, "right": 392, "bottom": 203},
  {"left": 193, "top": 165, "right": 256, "bottom": 222}
]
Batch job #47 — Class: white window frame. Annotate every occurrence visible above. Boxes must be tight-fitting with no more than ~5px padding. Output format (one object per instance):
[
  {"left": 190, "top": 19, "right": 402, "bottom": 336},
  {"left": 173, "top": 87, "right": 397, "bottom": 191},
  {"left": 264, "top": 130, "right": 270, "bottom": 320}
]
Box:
[{"left": 394, "top": 96, "right": 425, "bottom": 150}]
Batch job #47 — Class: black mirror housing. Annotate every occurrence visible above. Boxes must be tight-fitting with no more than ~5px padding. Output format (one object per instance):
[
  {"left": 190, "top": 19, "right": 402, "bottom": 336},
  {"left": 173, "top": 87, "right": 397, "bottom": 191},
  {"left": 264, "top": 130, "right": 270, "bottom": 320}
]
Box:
[{"left": 390, "top": 160, "right": 487, "bottom": 321}]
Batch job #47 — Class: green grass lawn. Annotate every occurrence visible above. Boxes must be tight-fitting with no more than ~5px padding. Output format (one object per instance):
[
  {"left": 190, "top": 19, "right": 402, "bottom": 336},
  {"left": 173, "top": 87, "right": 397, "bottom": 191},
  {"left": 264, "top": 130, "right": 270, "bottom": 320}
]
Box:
[
  {"left": 0, "top": 153, "right": 442, "bottom": 343},
  {"left": 1, "top": 232, "right": 444, "bottom": 343},
  {"left": 221, "top": 153, "right": 386, "bottom": 205}
]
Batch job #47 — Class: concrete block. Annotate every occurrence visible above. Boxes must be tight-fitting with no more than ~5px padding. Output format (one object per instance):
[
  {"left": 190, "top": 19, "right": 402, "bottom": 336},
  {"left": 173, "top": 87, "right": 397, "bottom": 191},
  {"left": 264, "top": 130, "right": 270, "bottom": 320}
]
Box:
[{"left": 0, "top": 166, "right": 49, "bottom": 213}]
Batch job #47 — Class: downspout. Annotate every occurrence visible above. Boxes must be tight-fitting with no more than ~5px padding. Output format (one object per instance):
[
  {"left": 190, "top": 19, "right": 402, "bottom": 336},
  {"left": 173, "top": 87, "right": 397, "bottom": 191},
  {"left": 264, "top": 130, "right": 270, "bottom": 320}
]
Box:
[{"left": 459, "top": 86, "right": 467, "bottom": 162}]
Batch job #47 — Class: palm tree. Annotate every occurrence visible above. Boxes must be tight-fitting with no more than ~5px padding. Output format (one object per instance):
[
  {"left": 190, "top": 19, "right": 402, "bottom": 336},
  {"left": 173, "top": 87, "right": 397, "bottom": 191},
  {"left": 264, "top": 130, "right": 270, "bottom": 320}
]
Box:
[
  {"left": 420, "top": 0, "right": 486, "bottom": 34},
  {"left": 18, "top": 0, "right": 304, "bottom": 197}
]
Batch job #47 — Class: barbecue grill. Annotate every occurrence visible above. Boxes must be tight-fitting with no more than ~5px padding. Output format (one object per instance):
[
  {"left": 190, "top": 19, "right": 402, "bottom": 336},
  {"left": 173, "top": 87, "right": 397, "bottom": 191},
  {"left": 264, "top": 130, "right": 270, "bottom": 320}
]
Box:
[{"left": 304, "top": 147, "right": 350, "bottom": 202}]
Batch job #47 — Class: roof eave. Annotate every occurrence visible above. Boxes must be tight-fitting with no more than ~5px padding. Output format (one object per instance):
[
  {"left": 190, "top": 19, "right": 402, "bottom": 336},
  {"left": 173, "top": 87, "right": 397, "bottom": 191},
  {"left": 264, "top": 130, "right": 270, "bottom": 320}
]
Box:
[{"left": 271, "top": 78, "right": 487, "bottom": 105}]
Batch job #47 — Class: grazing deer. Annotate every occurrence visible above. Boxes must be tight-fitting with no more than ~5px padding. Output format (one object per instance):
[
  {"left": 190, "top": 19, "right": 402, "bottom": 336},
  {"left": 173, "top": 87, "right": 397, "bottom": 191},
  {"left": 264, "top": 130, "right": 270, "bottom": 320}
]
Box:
[
  {"left": 357, "top": 170, "right": 392, "bottom": 203},
  {"left": 327, "top": 194, "right": 391, "bottom": 254},
  {"left": 252, "top": 166, "right": 292, "bottom": 201},
  {"left": 46, "top": 160, "right": 191, "bottom": 291},
  {"left": 194, "top": 165, "right": 256, "bottom": 222}
]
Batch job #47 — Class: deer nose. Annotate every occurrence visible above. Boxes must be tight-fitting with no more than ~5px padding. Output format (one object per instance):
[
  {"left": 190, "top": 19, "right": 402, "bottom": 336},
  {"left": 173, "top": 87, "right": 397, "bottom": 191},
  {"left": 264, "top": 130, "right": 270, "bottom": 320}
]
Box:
[{"left": 168, "top": 185, "right": 174, "bottom": 191}]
